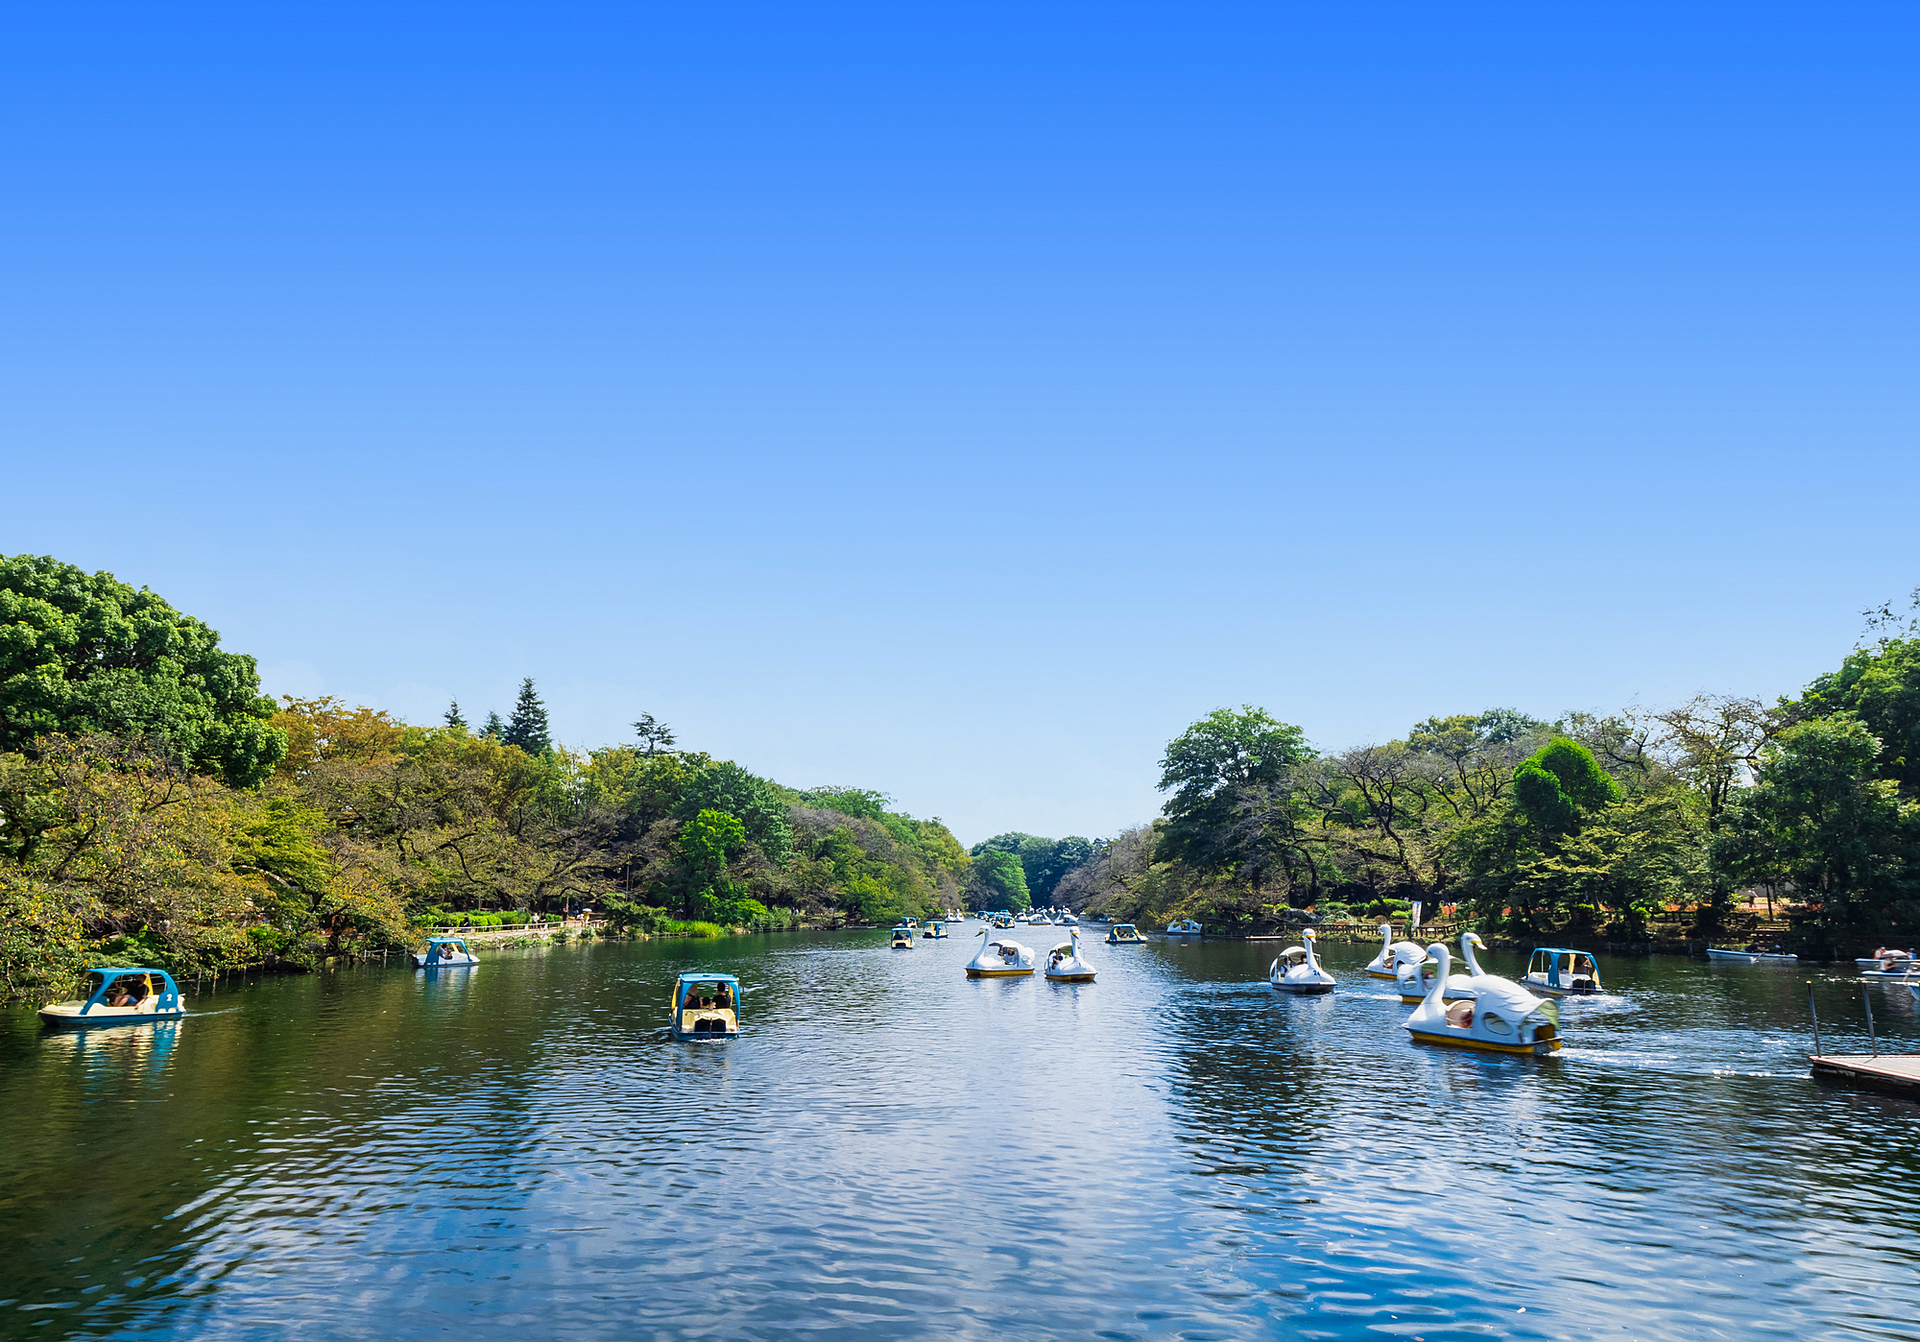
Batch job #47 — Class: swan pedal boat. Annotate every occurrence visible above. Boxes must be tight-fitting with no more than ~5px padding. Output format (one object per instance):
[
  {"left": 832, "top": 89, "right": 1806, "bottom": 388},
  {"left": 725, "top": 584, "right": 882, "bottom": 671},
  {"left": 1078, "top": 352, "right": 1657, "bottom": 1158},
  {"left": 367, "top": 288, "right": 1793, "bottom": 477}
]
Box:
[
  {"left": 413, "top": 936, "right": 478, "bottom": 968},
  {"left": 1405, "top": 943, "right": 1561, "bottom": 1055},
  {"left": 1364, "top": 923, "right": 1430, "bottom": 981},
  {"left": 966, "top": 930, "right": 1036, "bottom": 977},
  {"left": 670, "top": 972, "right": 742, "bottom": 1041},
  {"left": 39, "top": 968, "right": 185, "bottom": 1028},
  {"left": 890, "top": 925, "right": 915, "bottom": 949},
  {"left": 1269, "top": 928, "right": 1336, "bottom": 995},
  {"left": 1396, "top": 930, "right": 1487, "bottom": 1003},
  {"left": 1045, "top": 930, "right": 1097, "bottom": 982},
  {"left": 1524, "top": 947, "right": 1602, "bottom": 998},
  {"left": 1106, "top": 923, "right": 1147, "bottom": 945},
  {"left": 1705, "top": 946, "right": 1797, "bottom": 964}
]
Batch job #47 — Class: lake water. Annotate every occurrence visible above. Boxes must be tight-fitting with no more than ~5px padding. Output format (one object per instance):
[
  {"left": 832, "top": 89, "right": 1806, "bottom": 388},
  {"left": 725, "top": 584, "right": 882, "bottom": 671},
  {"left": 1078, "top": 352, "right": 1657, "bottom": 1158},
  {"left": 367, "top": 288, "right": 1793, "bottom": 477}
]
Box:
[{"left": 4, "top": 928, "right": 1918, "bottom": 1340}]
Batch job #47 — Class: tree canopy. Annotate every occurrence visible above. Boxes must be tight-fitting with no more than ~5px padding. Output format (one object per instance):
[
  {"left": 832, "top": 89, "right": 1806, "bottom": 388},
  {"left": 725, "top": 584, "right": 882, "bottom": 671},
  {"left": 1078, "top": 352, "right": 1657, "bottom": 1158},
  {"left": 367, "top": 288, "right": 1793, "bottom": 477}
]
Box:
[{"left": 0, "top": 554, "right": 286, "bottom": 787}]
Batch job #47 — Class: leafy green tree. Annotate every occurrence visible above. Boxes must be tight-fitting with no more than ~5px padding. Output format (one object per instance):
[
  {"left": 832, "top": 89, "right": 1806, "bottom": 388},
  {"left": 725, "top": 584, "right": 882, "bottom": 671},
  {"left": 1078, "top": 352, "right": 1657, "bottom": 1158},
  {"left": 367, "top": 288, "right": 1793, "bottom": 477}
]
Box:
[
  {"left": 1801, "top": 637, "right": 1920, "bottom": 798},
  {"left": 1710, "top": 715, "right": 1920, "bottom": 931},
  {"left": 804, "top": 786, "right": 893, "bottom": 821},
  {"left": 0, "top": 554, "right": 287, "bottom": 787},
  {"left": 968, "top": 847, "right": 1030, "bottom": 910},
  {"left": 677, "top": 807, "right": 747, "bottom": 919},
  {"left": 502, "top": 677, "right": 551, "bottom": 754},
  {"left": 1511, "top": 737, "right": 1622, "bottom": 836},
  {"left": 444, "top": 700, "right": 467, "bottom": 730},
  {"left": 480, "top": 710, "right": 505, "bottom": 740},
  {"left": 674, "top": 760, "right": 792, "bottom": 863},
  {"left": 1157, "top": 706, "right": 1314, "bottom": 892}
]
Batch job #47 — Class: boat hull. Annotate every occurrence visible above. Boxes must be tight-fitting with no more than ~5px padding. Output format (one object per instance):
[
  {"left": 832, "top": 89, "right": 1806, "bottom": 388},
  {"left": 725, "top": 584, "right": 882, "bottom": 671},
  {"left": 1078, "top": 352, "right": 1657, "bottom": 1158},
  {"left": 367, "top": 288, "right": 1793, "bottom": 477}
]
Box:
[
  {"left": 1407, "top": 1027, "right": 1561, "bottom": 1056},
  {"left": 413, "top": 956, "right": 477, "bottom": 967},
  {"left": 1271, "top": 983, "right": 1334, "bottom": 995},
  {"left": 1045, "top": 972, "right": 1095, "bottom": 982},
  {"left": 966, "top": 967, "right": 1034, "bottom": 978},
  {"left": 38, "top": 1005, "right": 185, "bottom": 1029},
  {"left": 1706, "top": 949, "right": 1797, "bottom": 964},
  {"left": 1365, "top": 969, "right": 1397, "bottom": 980}
]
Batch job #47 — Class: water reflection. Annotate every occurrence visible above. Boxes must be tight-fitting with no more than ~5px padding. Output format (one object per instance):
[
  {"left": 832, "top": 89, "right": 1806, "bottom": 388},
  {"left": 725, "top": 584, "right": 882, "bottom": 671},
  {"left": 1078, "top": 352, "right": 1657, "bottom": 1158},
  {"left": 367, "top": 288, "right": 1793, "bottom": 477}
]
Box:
[{"left": 2, "top": 934, "right": 1919, "bottom": 1340}]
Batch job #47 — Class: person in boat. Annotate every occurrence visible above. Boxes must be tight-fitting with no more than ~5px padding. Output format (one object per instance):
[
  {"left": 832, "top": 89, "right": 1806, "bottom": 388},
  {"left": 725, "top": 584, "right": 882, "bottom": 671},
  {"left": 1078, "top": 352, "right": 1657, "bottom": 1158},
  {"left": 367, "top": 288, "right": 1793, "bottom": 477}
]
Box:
[
  {"left": 108, "top": 982, "right": 132, "bottom": 1007},
  {"left": 714, "top": 985, "right": 733, "bottom": 1010}
]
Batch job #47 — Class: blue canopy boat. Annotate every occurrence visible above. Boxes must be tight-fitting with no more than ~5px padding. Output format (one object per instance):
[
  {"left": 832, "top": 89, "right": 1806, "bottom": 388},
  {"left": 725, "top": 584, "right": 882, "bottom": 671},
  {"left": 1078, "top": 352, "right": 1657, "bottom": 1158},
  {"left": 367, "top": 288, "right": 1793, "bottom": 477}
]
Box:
[
  {"left": 670, "top": 972, "right": 742, "bottom": 1041},
  {"left": 412, "top": 937, "right": 478, "bottom": 968},
  {"left": 39, "top": 968, "right": 185, "bottom": 1028},
  {"left": 1523, "top": 947, "right": 1604, "bottom": 997}
]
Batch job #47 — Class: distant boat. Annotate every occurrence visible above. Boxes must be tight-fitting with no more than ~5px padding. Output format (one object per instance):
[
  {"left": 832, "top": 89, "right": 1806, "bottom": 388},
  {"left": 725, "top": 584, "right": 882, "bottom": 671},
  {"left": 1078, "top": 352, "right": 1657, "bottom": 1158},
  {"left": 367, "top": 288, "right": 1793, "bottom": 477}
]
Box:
[
  {"left": 1706, "top": 945, "right": 1797, "bottom": 964},
  {"left": 1397, "top": 931, "right": 1484, "bottom": 1004},
  {"left": 1106, "top": 923, "right": 1147, "bottom": 945},
  {"left": 1166, "top": 919, "right": 1202, "bottom": 936},
  {"left": 1363, "top": 923, "right": 1429, "bottom": 981},
  {"left": 39, "top": 968, "right": 185, "bottom": 1028},
  {"left": 413, "top": 936, "right": 478, "bottom": 968},
  {"left": 921, "top": 921, "right": 947, "bottom": 940},
  {"left": 1857, "top": 948, "right": 1917, "bottom": 972},
  {"left": 669, "top": 972, "right": 741, "bottom": 1041},
  {"left": 965, "top": 930, "right": 1035, "bottom": 978},
  {"left": 890, "top": 925, "right": 915, "bottom": 949}
]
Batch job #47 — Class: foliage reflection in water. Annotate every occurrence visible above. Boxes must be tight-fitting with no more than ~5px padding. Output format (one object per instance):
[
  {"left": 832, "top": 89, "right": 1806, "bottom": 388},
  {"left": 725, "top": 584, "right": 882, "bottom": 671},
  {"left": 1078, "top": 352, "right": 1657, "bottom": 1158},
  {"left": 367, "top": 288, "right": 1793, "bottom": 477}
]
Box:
[{"left": 3, "top": 933, "right": 1918, "bottom": 1340}]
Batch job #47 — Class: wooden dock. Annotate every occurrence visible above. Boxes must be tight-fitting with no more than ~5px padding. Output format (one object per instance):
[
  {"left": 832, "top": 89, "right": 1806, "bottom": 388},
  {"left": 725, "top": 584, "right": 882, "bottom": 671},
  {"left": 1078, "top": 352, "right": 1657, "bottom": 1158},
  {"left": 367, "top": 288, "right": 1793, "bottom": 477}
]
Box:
[{"left": 1810, "top": 1053, "right": 1920, "bottom": 1099}]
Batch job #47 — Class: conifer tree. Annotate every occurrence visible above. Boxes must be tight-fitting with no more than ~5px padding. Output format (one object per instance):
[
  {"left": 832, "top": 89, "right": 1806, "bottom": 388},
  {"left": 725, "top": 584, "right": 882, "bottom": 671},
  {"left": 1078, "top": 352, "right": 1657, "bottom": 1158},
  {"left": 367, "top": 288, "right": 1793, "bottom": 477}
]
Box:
[
  {"left": 502, "top": 677, "right": 552, "bottom": 754},
  {"left": 633, "top": 711, "right": 676, "bottom": 756},
  {"left": 481, "top": 710, "right": 505, "bottom": 739},
  {"left": 444, "top": 699, "right": 467, "bottom": 729}
]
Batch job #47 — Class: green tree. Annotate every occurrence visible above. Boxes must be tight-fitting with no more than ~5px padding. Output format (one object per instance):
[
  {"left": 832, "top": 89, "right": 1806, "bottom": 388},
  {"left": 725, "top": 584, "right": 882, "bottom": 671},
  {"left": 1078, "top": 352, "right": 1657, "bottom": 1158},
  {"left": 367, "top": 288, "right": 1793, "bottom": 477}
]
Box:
[
  {"left": 480, "top": 710, "right": 505, "bottom": 740},
  {"left": 1801, "top": 637, "right": 1920, "bottom": 798},
  {"left": 632, "top": 712, "right": 676, "bottom": 756},
  {"left": 1710, "top": 715, "right": 1920, "bottom": 932},
  {"left": 444, "top": 700, "right": 467, "bottom": 730},
  {"left": 502, "top": 677, "right": 551, "bottom": 754},
  {"left": 674, "top": 760, "right": 793, "bottom": 863},
  {"left": 969, "top": 847, "right": 1030, "bottom": 911},
  {"left": 1511, "top": 737, "right": 1621, "bottom": 836},
  {"left": 0, "top": 554, "right": 287, "bottom": 787},
  {"left": 1157, "top": 706, "right": 1315, "bottom": 892},
  {"left": 677, "top": 808, "right": 747, "bottom": 919}
]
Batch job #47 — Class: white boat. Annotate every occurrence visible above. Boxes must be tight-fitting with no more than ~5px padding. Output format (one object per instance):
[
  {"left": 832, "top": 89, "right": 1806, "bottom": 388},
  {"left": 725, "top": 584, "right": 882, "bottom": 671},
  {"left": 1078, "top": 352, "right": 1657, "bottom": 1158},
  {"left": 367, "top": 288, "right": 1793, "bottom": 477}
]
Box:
[
  {"left": 413, "top": 936, "right": 478, "bottom": 968},
  {"left": 1404, "top": 942, "right": 1562, "bottom": 1056},
  {"left": 965, "top": 930, "right": 1035, "bottom": 978},
  {"left": 1269, "top": 928, "right": 1336, "bottom": 995},
  {"left": 1860, "top": 963, "right": 1920, "bottom": 982},
  {"left": 1397, "top": 930, "right": 1484, "bottom": 1004},
  {"left": 1166, "top": 919, "right": 1202, "bottom": 936},
  {"left": 1044, "top": 930, "right": 1097, "bottom": 982},
  {"left": 1363, "top": 923, "right": 1429, "bottom": 981},
  {"left": 1706, "top": 945, "right": 1797, "bottom": 964},
  {"left": 1058, "top": 912, "right": 1078, "bottom": 926},
  {"left": 1857, "top": 948, "right": 1917, "bottom": 972},
  {"left": 1523, "top": 946, "right": 1604, "bottom": 998}
]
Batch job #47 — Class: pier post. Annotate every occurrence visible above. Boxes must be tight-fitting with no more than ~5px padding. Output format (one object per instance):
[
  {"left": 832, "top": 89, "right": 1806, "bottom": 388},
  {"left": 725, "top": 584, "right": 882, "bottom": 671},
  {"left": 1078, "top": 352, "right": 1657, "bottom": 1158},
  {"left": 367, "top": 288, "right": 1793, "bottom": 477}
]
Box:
[
  {"left": 1863, "top": 986, "right": 1878, "bottom": 1057},
  {"left": 1808, "top": 982, "right": 1822, "bottom": 1056}
]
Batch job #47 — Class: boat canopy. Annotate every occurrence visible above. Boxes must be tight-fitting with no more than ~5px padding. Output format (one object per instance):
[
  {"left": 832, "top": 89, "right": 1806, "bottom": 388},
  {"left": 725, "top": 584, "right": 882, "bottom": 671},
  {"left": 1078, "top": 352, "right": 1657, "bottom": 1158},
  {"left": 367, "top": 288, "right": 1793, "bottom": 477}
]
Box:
[
  {"left": 80, "top": 968, "right": 181, "bottom": 1007},
  {"left": 1529, "top": 947, "right": 1598, "bottom": 987},
  {"left": 673, "top": 972, "right": 741, "bottom": 1003}
]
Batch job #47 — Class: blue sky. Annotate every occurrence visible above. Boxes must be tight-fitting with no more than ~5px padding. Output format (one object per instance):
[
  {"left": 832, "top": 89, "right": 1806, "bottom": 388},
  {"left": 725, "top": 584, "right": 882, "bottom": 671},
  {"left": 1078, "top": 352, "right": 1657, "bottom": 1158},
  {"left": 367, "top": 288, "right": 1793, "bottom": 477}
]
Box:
[{"left": 3, "top": 4, "right": 1915, "bottom": 843}]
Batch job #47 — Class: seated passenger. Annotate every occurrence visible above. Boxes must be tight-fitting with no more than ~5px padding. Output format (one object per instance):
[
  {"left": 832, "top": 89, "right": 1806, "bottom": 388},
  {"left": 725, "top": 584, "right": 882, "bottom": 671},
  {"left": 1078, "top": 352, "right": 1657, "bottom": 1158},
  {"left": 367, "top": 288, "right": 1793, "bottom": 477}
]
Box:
[{"left": 714, "top": 986, "right": 733, "bottom": 1010}]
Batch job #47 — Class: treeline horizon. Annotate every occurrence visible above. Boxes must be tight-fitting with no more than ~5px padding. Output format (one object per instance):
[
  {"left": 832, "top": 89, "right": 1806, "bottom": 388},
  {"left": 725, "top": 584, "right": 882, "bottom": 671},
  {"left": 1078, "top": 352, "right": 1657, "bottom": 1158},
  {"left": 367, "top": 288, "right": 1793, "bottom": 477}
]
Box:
[{"left": 4, "top": 551, "right": 1917, "bottom": 1003}]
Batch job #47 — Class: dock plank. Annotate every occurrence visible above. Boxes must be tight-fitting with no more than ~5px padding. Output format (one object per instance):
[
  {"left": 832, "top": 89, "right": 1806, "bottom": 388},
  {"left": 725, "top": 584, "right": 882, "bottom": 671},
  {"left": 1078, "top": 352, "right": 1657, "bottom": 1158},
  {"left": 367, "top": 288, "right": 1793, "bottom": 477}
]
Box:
[{"left": 1810, "top": 1053, "right": 1920, "bottom": 1097}]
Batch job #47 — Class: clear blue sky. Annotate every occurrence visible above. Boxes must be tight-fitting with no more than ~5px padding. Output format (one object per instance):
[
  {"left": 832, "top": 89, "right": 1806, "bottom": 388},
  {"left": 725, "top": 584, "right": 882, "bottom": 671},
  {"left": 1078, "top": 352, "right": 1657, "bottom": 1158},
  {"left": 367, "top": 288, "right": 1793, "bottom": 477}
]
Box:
[{"left": 3, "top": 4, "right": 1915, "bottom": 844}]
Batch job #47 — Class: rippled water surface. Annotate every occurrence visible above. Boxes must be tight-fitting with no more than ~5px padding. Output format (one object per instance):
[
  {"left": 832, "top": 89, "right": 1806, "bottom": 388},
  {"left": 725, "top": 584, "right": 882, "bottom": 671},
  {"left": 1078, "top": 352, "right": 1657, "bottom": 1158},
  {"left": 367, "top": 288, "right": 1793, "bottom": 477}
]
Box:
[{"left": 4, "top": 929, "right": 1920, "bottom": 1340}]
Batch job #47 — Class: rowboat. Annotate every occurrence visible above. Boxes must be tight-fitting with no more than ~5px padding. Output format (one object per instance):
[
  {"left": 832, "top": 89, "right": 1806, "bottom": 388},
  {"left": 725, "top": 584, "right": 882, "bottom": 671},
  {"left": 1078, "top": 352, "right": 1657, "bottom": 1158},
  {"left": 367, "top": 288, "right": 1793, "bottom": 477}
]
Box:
[{"left": 1706, "top": 945, "right": 1797, "bottom": 964}]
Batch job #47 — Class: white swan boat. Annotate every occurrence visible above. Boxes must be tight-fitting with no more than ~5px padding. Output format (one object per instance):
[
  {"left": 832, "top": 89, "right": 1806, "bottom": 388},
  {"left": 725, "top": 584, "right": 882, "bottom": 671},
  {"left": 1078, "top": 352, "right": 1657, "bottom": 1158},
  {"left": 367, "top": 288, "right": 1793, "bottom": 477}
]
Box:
[
  {"left": 413, "top": 937, "right": 478, "bottom": 968},
  {"left": 1269, "top": 928, "right": 1336, "bottom": 995},
  {"left": 1044, "top": 930, "right": 1097, "bottom": 982},
  {"left": 1363, "top": 923, "right": 1429, "bottom": 981},
  {"left": 965, "top": 930, "right": 1036, "bottom": 978},
  {"left": 1705, "top": 945, "right": 1797, "bottom": 964},
  {"left": 1404, "top": 942, "right": 1562, "bottom": 1055},
  {"left": 1396, "top": 930, "right": 1485, "bottom": 1004}
]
